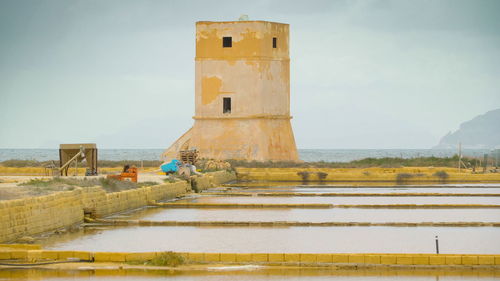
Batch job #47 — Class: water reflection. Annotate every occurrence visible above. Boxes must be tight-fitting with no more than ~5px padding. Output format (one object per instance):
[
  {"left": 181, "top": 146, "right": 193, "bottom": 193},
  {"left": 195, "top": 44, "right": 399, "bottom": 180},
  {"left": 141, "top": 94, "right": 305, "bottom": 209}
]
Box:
[
  {"left": 116, "top": 206, "right": 500, "bottom": 223},
  {"left": 175, "top": 195, "right": 500, "bottom": 205},
  {"left": 219, "top": 187, "right": 500, "bottom": 194},
  {"left": 41, "top": 226, "right": 500, "bottom": 254},
  {"left": 0, "top": 267, "right": 498, "bottom": 280},
  {"left": 32, "top": 185, "right": 500, "bottom": 262},
  {"left": 225, "top": 182, "right": 500, "bottom": 189}
]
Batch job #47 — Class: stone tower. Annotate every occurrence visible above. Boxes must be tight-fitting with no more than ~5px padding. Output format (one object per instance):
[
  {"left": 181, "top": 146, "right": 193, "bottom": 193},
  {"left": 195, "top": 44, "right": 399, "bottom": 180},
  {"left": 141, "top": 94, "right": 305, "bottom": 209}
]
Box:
[{"left": 162, "top": 20, "right": 298, "bottom": 161}]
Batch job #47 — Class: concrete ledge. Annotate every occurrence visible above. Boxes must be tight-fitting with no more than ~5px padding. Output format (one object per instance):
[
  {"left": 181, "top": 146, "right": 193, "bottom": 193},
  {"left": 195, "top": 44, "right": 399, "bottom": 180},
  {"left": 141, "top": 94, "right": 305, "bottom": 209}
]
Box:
[
  {"left": 90, "top": 219, "right": 500, "bottom": 227},
  {"left": 0, "top": 244, "right": 42, "bottom": 250},
  {"left": 151, "top": 202, "right": 333, "bottom": 208},
  {"left": 150, "top": 202, "right": 500, "bottom": 209},
  {"left": 203, "top": 192, "right": 500, "bottom": 197}
]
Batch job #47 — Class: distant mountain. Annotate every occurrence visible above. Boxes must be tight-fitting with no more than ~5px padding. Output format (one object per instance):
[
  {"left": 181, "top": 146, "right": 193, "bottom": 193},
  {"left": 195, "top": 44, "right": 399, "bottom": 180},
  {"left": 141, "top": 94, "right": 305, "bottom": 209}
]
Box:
[{"left": 434, "top": 109, "right": 500, "bottom": 149}]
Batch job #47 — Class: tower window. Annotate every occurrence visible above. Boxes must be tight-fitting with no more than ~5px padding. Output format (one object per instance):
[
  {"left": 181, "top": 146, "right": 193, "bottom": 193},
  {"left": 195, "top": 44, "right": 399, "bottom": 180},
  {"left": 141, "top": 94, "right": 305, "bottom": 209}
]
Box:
[
  {"left": 223, "top": 37, "right": 232, "bottom": 48},
  {"left": 223, "top": 97, "right": 231, "bottom": 113},
  {"left": 273, "top": 37, "right": 277, "bottom": 48}
]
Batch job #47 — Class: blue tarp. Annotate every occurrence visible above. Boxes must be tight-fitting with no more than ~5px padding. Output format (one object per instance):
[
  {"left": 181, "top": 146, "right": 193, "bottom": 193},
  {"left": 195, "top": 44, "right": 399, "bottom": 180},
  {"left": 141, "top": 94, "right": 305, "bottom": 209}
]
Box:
[{"left": 160, "top": 159, "right": 180, "bottom": 173}]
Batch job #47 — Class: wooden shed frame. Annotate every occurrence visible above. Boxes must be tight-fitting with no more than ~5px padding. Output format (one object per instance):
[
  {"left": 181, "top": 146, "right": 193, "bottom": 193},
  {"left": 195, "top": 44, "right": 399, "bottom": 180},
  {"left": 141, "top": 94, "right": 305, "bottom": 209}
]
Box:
[{"left": 59, "top": 143, "right": 98, "bottom": 176}]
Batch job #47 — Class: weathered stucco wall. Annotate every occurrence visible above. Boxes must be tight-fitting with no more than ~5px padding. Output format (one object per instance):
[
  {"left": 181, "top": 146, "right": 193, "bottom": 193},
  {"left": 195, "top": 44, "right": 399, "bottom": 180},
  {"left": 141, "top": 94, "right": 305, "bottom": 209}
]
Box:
[
  {"left": 195, "top": 60, "right": 290, "bottom": 117},
  {"left": 190, "top": 119, "right": 296, "bottom": 161},
  {"left": 162, "top": 20, "right": 298, "bottom": 162}
]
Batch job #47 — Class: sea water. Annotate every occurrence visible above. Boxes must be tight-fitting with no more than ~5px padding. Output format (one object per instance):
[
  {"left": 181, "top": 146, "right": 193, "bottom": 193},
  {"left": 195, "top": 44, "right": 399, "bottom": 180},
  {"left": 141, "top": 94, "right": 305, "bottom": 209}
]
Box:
[{"left": 0, "top": 148, "right": 492, "bottom": 162}]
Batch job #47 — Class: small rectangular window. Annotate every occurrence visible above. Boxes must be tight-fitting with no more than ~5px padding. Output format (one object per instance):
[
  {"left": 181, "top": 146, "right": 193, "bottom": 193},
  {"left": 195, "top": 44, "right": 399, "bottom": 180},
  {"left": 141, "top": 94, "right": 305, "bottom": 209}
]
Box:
[
  {"left": 223, "top": 37, "right": 232, "bottom": 48},
  {"left": 273, "top": 37, "right": 277, "bottom": 48},
  {"left": 223, "top": 97, "right": 231, "bottom": 113}
]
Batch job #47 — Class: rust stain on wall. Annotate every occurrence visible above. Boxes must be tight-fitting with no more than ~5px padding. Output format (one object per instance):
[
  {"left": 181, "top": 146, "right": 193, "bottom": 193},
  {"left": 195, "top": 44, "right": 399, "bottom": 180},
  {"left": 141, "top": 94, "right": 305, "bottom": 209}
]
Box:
[{"left": 201, "top": 76, "right": 222, "bottom": 105}]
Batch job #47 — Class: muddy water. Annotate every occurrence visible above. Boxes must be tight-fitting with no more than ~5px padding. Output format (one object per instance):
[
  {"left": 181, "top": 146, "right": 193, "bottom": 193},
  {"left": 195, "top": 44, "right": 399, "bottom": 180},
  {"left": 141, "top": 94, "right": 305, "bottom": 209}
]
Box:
[
  {"left": 117, "top": 207, "right": 500, "bottom": 223},
  {"left": 0, "top": 266, "right": 499, "bottom": 281},
  {"left": 175, "top": 195, "right": 500, "bottom": 205},
  {"left": 2, "top": 268, "right": 498, "bottom": 280},
  {"left": 42, "top": 226, "right": 500, "bottom": 254},
  {"left": 36, "top": 185, "right": 500, "bottom": 258}
]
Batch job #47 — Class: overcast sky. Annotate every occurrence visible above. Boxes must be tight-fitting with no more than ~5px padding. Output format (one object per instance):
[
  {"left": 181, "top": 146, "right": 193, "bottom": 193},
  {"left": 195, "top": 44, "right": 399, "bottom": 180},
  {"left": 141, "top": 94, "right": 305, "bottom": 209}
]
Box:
[{"left": 1, "top": 0, "right": 499, "bottom": 149}]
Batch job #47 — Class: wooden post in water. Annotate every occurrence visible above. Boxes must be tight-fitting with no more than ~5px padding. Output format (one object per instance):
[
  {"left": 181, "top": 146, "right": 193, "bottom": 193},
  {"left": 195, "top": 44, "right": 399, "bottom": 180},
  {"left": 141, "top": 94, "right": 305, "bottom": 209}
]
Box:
[{"left": 435, "top": 236, "right": 439, "bottom": 254}]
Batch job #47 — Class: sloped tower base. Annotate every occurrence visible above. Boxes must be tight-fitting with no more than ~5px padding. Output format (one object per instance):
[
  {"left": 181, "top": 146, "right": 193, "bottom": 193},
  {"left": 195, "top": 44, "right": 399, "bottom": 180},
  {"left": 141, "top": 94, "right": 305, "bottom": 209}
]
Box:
[
  {"left": 189, "top": 118, "right": 298, "bottom": 161},
  {"left": 161, "top": 118, "right": 298, "bottom": 161}
]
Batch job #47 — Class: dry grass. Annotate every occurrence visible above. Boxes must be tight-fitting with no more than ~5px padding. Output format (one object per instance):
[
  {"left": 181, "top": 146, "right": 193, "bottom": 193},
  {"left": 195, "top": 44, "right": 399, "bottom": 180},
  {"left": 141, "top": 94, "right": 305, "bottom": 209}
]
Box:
[
  {"left": 227, "top": 155, "right": 469, "bottom": 168},
  {"left": 0, "top": 159, "right": 162, "bottom": 168},
  {"left": 127, "top": 252, "right": 185, "bottom": 267},
  {"left": 147, "top": 252, "right": 185, "bottom": 267},
  {"left": 0, "top": 155, "right": 479, "bottom": 170},
  {"left": 19, "top": 177, "right": 159, "bottom": 193}
]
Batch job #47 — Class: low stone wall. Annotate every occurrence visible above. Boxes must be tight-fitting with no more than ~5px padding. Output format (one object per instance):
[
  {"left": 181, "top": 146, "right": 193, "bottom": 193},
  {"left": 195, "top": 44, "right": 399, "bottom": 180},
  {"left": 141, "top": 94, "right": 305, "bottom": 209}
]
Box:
[
  {"left": 0, "top": 167, "right": 123, "bottom": 176},
  {"left": 0, "top": 171, "right": 234, "bottom": 243},
  {"left": 191, "top": 171, "right": 236, "bottom": 192},
  {"left": 82, "top": 182, "right": 190, "bottom": 218},
  {"left": 178, "top": 252, "right": 500, "bottom": 266},
  {"left": 209, "top": 170, "right": 236, "bottom": 185},
  {"left": 0, "top": 183, "right": 191, "bottom": 243},
  {"left": 0, "top": 191, "right": 84, "bottom": 243},
  {"left": 0, "top": 247, "right": 499, "bottom": 267}
]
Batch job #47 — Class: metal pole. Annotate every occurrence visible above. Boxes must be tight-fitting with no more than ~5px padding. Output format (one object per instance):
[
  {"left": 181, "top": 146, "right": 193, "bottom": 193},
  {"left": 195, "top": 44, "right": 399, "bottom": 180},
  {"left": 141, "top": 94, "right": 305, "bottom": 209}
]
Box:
[
  {"left": 458, "top": 142, "right": 461, "bottom": 173},
  {"left": 435, "top": 236, "right": 439, "bottom": 254},
  {"left": 483, "top": 154, "right": 488, "bottom": 173}
]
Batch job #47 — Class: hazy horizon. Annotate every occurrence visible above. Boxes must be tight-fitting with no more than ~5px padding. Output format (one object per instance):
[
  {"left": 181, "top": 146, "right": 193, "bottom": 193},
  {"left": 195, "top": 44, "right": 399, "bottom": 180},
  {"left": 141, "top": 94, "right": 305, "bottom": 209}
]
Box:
[{"left": 1, "top": 0, "right": 499, "bottom": 149}]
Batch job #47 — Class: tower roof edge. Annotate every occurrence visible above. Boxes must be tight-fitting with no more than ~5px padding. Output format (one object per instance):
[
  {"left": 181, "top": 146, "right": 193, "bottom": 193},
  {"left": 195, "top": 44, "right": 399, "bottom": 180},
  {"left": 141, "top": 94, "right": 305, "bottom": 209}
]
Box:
[{"left": 196, "top": 20, "right": 288, "bottom": 26}]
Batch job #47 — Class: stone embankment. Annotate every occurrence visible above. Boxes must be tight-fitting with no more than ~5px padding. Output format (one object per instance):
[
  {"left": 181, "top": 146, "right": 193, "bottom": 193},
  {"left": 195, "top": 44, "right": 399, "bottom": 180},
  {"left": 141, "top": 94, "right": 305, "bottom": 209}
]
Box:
[
  {"left": 235, "top": 167, "right": 500, "bottom": 183},
  {"left": 0, "top": 171, "right": 235, "bottom": 243}
]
